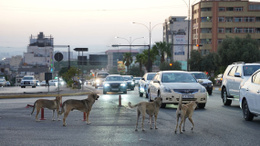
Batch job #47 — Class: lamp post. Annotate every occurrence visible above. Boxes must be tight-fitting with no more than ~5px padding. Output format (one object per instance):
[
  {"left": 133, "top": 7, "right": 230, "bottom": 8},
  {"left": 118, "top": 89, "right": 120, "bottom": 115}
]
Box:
[
  {"left": 132, "top": 22, "right": 162, "bottom": 72},
  {"left": 115, "top": 36, "right": 144, "bottom": 56}
]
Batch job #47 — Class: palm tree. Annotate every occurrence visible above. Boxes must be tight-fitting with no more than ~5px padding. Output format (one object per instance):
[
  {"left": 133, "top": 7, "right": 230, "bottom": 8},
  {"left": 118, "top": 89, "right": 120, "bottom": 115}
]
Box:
[
  {"left": 135, "top": 53, "right": 146, "bottom": 76},
  {"left": 123, "top": 52, "right": 133, "bottom": 73},
  {"left": 152, "top": 41, "right": 172, "bottom": 63}
]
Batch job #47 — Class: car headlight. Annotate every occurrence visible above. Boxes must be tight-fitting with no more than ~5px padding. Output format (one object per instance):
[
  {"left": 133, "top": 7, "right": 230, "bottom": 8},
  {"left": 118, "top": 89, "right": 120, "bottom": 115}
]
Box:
[
  {"left": 104, "top": 83, "right": 110, "bottom": 87},
  {"left": 131, "top": 81, "right": 134, "bottom": 85},
  {"left": 163, "top": 87, "right": 172, "bottom": 93},
  {"left": 96, "top": 79, "right": 100, "bottom": 83},
  {"left": 120, "top": 83, "right": 126, "bottom": 87},
  {"left": 200, "top": 87, "right": 206, "bottom": 93}
]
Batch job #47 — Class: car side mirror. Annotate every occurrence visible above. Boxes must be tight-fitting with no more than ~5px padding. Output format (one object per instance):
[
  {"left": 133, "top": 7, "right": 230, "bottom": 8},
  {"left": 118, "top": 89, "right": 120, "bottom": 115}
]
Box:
[
  {"left": 142, "top": 78, "right": 145, "bottom": 81},
  {"left": 153, "top": 80, "right": 160, "bottom": 84},
  {"left": 234, "top": 72, "right": 241, "bottom": 77}
]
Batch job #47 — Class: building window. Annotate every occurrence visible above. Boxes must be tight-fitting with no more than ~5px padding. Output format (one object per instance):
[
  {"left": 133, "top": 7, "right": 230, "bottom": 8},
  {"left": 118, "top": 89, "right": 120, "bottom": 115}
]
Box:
[
  {"left": 226, "top": 7, "right": 234, "bottom": 11},
  {"left": 225, "top": 28, "right": 233, "bottom": 33},
  {"left": 218, "top": 28, "right": 224, "bottom": 33},
  {"left": 218, "top": 17, "right": 225, "bottom": 22},
  {"left": 200, "top": 39, "right": 211, "bottom": 44},
  {"left": 219, "top": 7, "right": 225, "bottom": 11},
  {"left": 201, "top": 28, "right": 212, "bottom": 33},
  {"left": 244, "top": 17, "right": 255, "bottom": 22},
  {"left": 256, "top": 17, "right": 260, "bottom": 22},
  {"left": 234, "top": 7, "right": 243, "bottom": 11},
  {"left": 244, "top": 28, "right": 254, "bottom": 33},
  {"left": 234, "top": 28, "right": 243, "bottom": 33},
  {"left": 225, "top": 17, "right": 233, "bottom": 22},
  {"left": 201, "top": 17, "right": 212, "bottom": 22},
  {"left": 218, "top": 39, "right": 223, "bottom": 44},
  {"left": 255, "top": 28, "right": 260, "bottom": 33},
  {"left": 249, "top": 4, "right": 260, "bottom": 10},
  {"left": 234, "top": 17, "right": 243, "bottom": 22},
  {"left": 201, "top": 7, "right": 211, "bottom": 11}
]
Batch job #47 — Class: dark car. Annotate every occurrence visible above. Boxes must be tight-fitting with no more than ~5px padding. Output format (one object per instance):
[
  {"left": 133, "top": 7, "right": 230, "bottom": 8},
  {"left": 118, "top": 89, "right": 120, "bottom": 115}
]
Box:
[
  {"left": 122, "top": 75, "right": 135, "bottom": 90},
  {"left": 190, "top": 71, "right": 213, "bottom": 95},
  {"left": 103, "top": 75, "right": 127, "bottom": 94}
]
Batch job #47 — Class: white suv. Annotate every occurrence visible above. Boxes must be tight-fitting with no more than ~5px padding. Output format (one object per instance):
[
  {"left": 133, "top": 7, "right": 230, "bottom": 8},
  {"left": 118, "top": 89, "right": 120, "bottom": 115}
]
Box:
[
  {"left": 221, "top": 62, "right": 260, "bottom": 106},
  {"left": 20, "top": 75, "right": 37, "bottom": 88}
]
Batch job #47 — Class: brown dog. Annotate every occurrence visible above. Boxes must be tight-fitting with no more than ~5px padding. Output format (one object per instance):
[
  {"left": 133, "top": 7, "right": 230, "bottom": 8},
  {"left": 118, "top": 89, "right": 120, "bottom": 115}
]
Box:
[
  {"left": 31, "top": 96, "right": 62, "bottom": 121},
  {"left": 128, "top": 97, "right": 162, "bottom": 131},
  {"left": 175, "top": 94, "right": 197, "bottom": 134},
  {"left": 59, "top": 92, "right": 99, "bottom": 126}
]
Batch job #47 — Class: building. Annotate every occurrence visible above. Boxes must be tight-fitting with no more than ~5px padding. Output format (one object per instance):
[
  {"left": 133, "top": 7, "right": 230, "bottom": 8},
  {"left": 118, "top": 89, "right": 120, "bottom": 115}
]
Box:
[
  {"left": 192, "top": 0, "right": 260, "bottom": 55},
  {"left": 163, "top": 16, "right": 191, "bottom": 70}
]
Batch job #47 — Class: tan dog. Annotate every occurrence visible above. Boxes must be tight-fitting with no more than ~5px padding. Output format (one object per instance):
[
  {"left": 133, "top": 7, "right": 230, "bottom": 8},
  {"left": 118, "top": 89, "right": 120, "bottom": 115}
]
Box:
[
  {"left": 175, "top": 94, "right": 197, "bottom": 134},
  {"left": 59, "top": 92, "right": 99, "bottom": 126},
  {"left": 31, "top": 96, "right": 62, "bottom": 121},
  {"left": 128, "top": 97, "right": 162, "bottom": 131}
]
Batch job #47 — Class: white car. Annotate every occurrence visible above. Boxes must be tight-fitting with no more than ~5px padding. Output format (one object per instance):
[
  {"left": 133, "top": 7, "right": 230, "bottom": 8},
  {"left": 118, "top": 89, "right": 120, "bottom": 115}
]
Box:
[
  {"left": 138, "top": 72, "right": 156, "bottom": 98},
  {"left": 148, "top": 71, "right": 208, "bottom": 108},
  {"left": 239, "top": 69, "right": 260, "bottom": 121},
  {"left": 20, "top": 75, "right": 37, "bottom": 88}
]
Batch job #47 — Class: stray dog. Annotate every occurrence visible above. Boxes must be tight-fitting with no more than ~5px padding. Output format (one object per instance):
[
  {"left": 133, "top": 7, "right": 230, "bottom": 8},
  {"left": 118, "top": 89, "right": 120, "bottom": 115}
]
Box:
[
  {"left": 31, "top": 96, "right": 62, "bottom": 121},
  {"left": 128, "top": 97, "right": 162, "bottom": 131},
  {"left": 175, "top": 94, "right": 197, "bottom": 134},
  {"left": 59, "top": 92, "right": 99, "bottom": 126}
]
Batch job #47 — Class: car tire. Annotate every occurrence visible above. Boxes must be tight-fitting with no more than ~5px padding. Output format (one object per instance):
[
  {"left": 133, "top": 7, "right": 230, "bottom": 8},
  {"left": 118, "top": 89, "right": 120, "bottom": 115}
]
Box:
[
  {"left": 221, "top": 87, "right": 232, "bottom": 106},
  {"left": 148, "top": 90, "right": 153, "bottom": 102},
  {"left": 198, "top": 103, "right": 205, "bottom": 109},
  {"left": 208, "top": 90, "right": 212, "bottom": 95},
  {"left": 103, "top": 91, "right": 106, "bottom": 94},
  {"left": 123, "top": 90, "right": 127, "bottom": 94},
  {"left": 139, "top": 93, "right": 143, "bottom": 97},
  {"left": 242, "top": 99, "right": 254, "bottom": 121}
]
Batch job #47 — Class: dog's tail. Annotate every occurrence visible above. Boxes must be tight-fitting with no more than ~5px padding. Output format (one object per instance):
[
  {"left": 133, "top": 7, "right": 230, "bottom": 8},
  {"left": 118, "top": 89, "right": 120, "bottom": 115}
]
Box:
[
  {"left": 178, "top": 94, "right": 182, "bottom": 111},
  {"left": 30, "top": 101, "right": 37, "bottom": 115},
  {"left": 128, "top": 102, "right": 138, "bottom": 108}
]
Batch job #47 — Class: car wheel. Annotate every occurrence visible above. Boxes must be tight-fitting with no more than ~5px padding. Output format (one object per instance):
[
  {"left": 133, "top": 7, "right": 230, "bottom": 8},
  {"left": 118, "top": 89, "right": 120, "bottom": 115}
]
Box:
[
  {"left": 148, "top": 90, "right": 153, "bottom": 102},
  {"left": 123, "top": 90, "right": 127, "bottom": 94},
  {"left": 242, "top": 99, "right": 254, "bottom": 121},
  {"left": 208, "top": 90, "right": 212, "bottom": 95},
  {"left": 221, "top": 87, "right": 232, "bottom": 106},
  {"left": 198, "top": 103, "right": 205, "bottom": 109},
  {"left": 145, "top": 92, "right": 149, "bottom": 98},
  {"left": 139, "top": 93, "right": 143, "bottom": 97},
  {"left": 103, "top": 91, "right": 106, "bottom": 94}
]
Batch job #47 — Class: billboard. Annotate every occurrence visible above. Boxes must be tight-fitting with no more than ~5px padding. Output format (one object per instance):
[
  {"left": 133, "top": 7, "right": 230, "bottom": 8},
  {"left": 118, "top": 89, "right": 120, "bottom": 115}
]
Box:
[{"left": 174, "top": 35, "right": 186, "bottom": 55}]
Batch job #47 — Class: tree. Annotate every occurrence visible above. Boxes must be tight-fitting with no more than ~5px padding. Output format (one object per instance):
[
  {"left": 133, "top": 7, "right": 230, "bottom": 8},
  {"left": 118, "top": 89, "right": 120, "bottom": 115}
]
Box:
[
  {"left": 189, "top": 50, "right": 202, "bottom": 71},
  {"left": 135, "top": 53, "right": 146, "bottom": 76},
  {"left": 123, "top": 52, "right": 133, "bottom": 73},
  {"left": 142, "top": 49, "right": 157, "bottom": 72},
  {"left": 61, "top": 67, "right": 77, "bottom": 87},
  {"left": 218, "top": 35, "right": 260, "bottom": 67},
  {"left": 152, "top": 41, "right": 172, "bottom": 63},
  {"left": 160, "top": 61, "right": 181, "bottom": 71}
]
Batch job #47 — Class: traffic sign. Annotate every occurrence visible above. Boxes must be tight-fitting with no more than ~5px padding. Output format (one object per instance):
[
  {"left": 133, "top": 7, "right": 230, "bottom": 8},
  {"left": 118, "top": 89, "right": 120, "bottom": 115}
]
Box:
[{"left": 54, "top": 52, "right": 63, "bottom": 62}]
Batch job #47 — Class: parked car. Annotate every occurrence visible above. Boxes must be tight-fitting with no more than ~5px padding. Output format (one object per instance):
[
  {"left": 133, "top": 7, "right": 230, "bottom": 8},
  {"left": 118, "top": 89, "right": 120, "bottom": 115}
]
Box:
[
  {"left": 214, "top": 74, "right": 223, "bottom": 86},
  {"left": 0, "top": 78, "right": 6, "bottom": 87},
  {"left": 36, "top": 80, "right": 40, "bottom": 86},
  {"left": 5, "top": 81, "right": 11, "bottom": 86},
  {"left": 48, "top": 80, "right": 58, "bottom": 86},
  {"left": 138, "top": 72, "right": 157, "bottom": 98},
  {"left": 103, "top": 75, "right": 127, "bottom": 94},
  {"left": 133, "top": 77, "right": 141, "bottom": 85},
  {"left": 20, "top": 75, "right": 37, "bottom": 88},
  {"left": 122, "top": 75, "right": 135, "bottom": 90},
  {"left": 94, "top": 72, "right": 109, "bottom": 89},
  {"left": 189, "top": 71, "right": 213, "bottom": 95},
  {"left": 40, "top": 80, "right": 48, "bottom": 86},
  {"left": 221, "top": 62, "right": 260, "bottom": 106},
  {"left": 148, "top": 71, "right": 208, "bottom": 108},
  {"left": 239, "top": 69, "right": 260, "bottom": 121}
]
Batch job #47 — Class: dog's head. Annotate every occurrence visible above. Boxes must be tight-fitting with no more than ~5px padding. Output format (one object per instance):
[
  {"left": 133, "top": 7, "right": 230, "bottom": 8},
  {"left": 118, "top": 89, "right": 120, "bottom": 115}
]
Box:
[
  {"left": 154, "top": 97, "right": 163, "bottom": 107},
  {"left": 56, "top": 96, "right": 62, "bottom": 103},
  {"left": 89, "top": 92, "right": 99, "bottom": 100}
]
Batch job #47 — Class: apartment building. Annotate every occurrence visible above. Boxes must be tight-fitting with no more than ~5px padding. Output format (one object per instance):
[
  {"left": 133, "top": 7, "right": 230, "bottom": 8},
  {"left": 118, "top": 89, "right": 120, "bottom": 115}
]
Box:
[{"left": 192, "top": 0, "right": 260, "bottom": 55}]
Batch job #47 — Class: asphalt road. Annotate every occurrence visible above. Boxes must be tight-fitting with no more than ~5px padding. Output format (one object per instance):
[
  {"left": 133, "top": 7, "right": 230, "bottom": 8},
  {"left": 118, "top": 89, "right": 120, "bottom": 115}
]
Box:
[{"left": 0, "top": 85, "right": 260, "bottom": 146}]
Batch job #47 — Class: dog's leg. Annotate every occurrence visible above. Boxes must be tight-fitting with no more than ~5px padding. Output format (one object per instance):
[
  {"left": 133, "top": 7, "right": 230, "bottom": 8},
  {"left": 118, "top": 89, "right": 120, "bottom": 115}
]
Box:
[
  {"left": 182, "top": 118, "right": 186, "bottom": 132},
  {"left": 63, "top": 111, "right": 70, "bottom": 126},
  {"left": 86, "top": 111, "right": 91, "bottom": 125},
  {"left": 35, "top": 108, "right": 40, "bottom": 122},
  {"left": 135, "top": 110, "right": 140, "bottom": 131},
  {"left": 179, "top": 116, "right": 185, "bottom": 134},
  {"left": 154, "top": 114, "right": 158, "bottom": 129},
  {"left": 149, "top": 115, "right": 153, "bottom": 129},
  {"left": 141, "top": 114, "right": 145, "bottom": 131},
  {"left": 175, "top": 114, "right": 180, "bottom": 134},
  {"left": 188, "top": 117, "right": 195, "bottom": 132},
  {"left": 52, "top": 110, "right": 55, "bottom": 121},
  {"left": 57, "top": 107, "right": 61, "bottom": 121}
]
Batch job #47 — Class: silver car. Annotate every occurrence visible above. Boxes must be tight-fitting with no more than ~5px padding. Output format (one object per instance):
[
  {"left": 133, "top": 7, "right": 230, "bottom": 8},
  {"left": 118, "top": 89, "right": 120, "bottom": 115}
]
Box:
[
  {"left": 103, "top": 75, "right": 127, "bottom": 94},
  {"left": 148, "top": 71, "right": 208, "bottom": 108}
]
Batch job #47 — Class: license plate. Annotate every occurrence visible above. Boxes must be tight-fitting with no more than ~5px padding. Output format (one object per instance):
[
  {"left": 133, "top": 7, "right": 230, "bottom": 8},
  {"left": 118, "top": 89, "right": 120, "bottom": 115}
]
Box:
[
  {"left": 182, "top": 94, "right": 194, "bottom": 98},
  {"left": 111, "top": 88, "right": 119, "bottom": 91}
]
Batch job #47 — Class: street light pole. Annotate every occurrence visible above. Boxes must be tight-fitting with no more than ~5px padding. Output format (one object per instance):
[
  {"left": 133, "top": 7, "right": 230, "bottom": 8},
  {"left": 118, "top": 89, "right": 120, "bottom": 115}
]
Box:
[
  {"left": 115, "top": 36, "right": 144, "bottom": 56},
  {"left": 132, "top": 22, "right": 162, "bottom": 72}
]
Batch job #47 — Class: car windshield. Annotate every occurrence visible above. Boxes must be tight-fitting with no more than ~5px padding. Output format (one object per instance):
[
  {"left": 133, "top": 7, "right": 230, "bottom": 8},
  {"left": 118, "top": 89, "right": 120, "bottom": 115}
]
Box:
[
  {"left": 0, "top": 79, "right": 5, "bottom": 82},
  {"left": 23, "top": 77, "right": 33, "bottom": 80},
  {"left": 162, "top": 73, "right": 197, "bottom": 83},
  {"left": 97, "top": 73, "right": 109, "bottom": 78},
  {"left": 192, "top": 73, "right": 208, "bottom": 79},
  {"left": 243, "top": 65, "right": 260, "bottom": 76},
  {"left": 134, "top": 77, "right": 141, "bottom": 80},
  {"left": 123, "top": 77, "right": 132, "bottom": 80},
  {"left": 147, "top": 74, "right": 156, "bottom": 80},
  {"left": 106, "top": 76, "right": 124, "bottom": 81}
]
